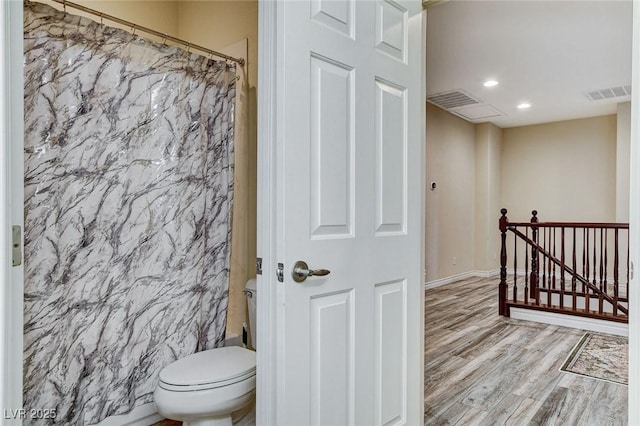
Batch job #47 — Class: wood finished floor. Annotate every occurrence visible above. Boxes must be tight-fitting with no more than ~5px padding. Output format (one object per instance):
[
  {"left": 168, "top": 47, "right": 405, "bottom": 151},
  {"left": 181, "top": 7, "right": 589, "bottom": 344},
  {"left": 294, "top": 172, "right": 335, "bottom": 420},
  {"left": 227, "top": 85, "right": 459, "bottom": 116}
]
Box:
[{"left": 424, "top": 276, "right": 628, "bottom": 426}]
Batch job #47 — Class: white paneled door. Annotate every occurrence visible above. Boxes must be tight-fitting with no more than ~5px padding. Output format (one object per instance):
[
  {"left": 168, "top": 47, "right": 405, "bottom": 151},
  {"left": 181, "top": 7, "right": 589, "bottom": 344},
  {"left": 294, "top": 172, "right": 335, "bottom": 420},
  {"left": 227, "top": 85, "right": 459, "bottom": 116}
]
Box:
[{"left": 261, "top": 0, "right": 424, "bottom": 424}]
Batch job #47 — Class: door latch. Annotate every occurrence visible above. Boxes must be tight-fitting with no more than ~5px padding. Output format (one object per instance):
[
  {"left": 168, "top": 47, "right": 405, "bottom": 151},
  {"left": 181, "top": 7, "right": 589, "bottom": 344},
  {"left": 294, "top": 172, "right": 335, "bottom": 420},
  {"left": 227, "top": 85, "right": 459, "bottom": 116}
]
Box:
[
  {"left": 12, "top": 225, "right": 22, "bottom": 267},
  {"left": 276, "top": 263, "right": 284, "bottom": 282},
  {"left": 256, "top": 257, "right": 263, "bottom": 275}
]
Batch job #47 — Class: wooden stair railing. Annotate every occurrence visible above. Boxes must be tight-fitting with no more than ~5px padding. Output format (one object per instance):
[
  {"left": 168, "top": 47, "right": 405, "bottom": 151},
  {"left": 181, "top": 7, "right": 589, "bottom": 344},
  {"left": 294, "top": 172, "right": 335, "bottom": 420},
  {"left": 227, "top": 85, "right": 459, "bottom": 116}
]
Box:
[{"left": 498, "top": 209, "right": 629, "bottom": 323}]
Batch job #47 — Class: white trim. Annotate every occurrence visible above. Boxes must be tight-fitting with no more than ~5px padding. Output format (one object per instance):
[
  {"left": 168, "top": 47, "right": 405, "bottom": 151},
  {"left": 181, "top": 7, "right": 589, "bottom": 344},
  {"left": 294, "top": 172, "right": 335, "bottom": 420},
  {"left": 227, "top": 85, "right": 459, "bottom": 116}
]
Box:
[
  {"left": 474, "top": 269, "right": 500, "bottom": 278},
  {"left": 628, "top": 0, "right": 640, "bottom": 422},
  {"left": 2, "top": 1, "right": 24, "bottom": 422},
  {"left": 419, "top": 4, "right": 427, "bottom": 420},
  {"left": 256, "top": 0, "right": 278, "bottom": 424},
  {"left": 425, "top": 271, "right": 476, "bottom": 289},
  {"left": 510, "top": 308, "right": 629, "bottom": 337},
  {"left": 0, "top": 2, "right": 9, "bottom": 415},
  {"left": 94, "top": 403, "right": 162, "bottom": 426},
  {"left": 508, "top": 269, "right": 528, "bottom": 277},
  {"left": 424, "top": 269, "right": 499, "bottom": 290}
]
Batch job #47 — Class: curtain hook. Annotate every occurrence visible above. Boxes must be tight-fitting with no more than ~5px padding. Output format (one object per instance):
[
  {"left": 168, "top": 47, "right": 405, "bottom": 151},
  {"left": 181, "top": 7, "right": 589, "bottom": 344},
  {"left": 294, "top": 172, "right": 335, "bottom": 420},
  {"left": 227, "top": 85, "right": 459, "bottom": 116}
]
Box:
[
  {"left": 99, "top": 12, "right": 103, "bottom": 25},
  {"left": 162, "top": 34, "right": 167, "bottom": 46},
  {"left": 186, "top": 43, "right": 191, "bottom": 53},
  {"left": 63, "top": 0, "right": 66, "bottom": 13},
  {"left": 131, "top": 24, "right": 137, "bottom": 36}
]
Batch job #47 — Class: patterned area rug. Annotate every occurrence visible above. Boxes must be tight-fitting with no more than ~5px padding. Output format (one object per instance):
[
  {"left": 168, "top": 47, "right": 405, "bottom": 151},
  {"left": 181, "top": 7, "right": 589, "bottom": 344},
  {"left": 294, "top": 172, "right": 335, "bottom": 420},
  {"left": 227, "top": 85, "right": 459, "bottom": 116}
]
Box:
[{"left": 560, "top": 332, "right": 628, "bottom": 385}]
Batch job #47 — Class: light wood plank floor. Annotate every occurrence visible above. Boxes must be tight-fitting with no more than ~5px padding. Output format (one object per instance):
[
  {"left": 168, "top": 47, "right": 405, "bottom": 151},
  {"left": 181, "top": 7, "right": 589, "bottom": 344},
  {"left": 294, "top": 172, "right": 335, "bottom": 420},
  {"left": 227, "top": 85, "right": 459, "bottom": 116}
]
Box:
[{"left": 424, "top": 276, "right": 628, "bottom": 426}]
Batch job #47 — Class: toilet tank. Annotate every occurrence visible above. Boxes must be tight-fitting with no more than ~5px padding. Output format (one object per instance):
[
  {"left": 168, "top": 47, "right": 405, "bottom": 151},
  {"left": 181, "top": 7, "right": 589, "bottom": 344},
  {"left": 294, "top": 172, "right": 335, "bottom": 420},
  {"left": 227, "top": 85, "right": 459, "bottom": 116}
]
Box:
[{"left": 245, "top": 278, "right": 257, "bottom": 350}]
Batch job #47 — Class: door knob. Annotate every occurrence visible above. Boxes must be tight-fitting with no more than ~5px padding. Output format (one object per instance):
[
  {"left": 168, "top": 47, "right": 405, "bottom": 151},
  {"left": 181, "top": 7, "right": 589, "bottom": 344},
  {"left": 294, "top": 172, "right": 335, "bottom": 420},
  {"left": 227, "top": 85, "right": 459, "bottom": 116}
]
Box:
[{"left": 291, "top": 260, "right": 331, "bottom": 283}]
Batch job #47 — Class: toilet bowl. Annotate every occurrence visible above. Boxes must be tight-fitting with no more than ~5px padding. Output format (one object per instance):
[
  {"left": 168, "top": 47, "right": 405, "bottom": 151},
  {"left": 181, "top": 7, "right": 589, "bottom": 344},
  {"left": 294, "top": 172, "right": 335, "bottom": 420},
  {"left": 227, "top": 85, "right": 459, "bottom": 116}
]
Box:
[
  {"left": 154, "top": 279, "right": 258, "bottom": 426},
  {"left": 154, "top": 346, "right": 256, "bottom": 426}
]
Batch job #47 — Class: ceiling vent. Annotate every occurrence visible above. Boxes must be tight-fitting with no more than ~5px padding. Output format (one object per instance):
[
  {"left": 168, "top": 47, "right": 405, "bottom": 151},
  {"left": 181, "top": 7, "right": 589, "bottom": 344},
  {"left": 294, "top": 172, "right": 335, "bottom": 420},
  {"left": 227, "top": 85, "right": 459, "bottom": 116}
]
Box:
[
  {"left": 585, "top": 85, "right": 631, "bottom": 101},
  {"left": 427, "top": 89, "right": 504, "bottom": 123},
  {"left": 427, "top": 90, "right": 480, "bottom": 109}
]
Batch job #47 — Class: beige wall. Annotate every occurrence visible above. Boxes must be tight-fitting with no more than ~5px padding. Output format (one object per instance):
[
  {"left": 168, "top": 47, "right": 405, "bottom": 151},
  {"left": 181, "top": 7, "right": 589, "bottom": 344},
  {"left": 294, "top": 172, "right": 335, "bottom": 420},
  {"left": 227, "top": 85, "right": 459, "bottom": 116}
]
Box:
[
  {"left": 39, "top": 0, "right": 258, "bottom": 339},
  {"left": 425, "top": 104, "right": 476, "bottom": 282},
  {"left": 178, "top": 1, "right": 258, "bottom": 91},
  {"left": 177, "top": 1, "right": 258, "bottom": 339},
  {"left": 427, "top": 108, "right": 621, "bottom": 283},
  {"left": 617, "top": 102, "right": 631, "bottom": 222},
  {"left": 43, "top": 1, "right": 180, "bottom": 38},
  {"left": 474, "top": 123, "right": 502, "bottom": 273},
  {"left": 501, "top": 115, "right": 617, "bottom": 223}
]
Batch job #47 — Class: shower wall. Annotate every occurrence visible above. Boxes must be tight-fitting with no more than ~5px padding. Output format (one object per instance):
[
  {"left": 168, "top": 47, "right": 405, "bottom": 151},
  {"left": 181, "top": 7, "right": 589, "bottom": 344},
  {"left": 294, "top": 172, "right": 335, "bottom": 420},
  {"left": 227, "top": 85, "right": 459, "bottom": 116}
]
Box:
[
  {"left": 23, "top": 2, "right": 235, "bottom": 424},
  {"left": 52, "top": 0, "right": 259, "bottom": 348}
]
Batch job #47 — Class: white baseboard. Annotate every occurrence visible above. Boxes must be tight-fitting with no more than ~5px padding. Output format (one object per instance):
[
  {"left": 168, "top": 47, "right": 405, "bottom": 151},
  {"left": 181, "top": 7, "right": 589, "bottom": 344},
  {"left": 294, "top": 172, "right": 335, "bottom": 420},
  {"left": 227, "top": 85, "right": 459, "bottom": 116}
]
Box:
[
  {"left": 473, "top": 269, "right": 500, "bottom": 278},
  {"left": 94, "top": 402, "right": 163, "bottom": 426},
  {"left": 510, "top": 308, "right": 629, "bottom": 337},
  {"left": 425, "top": 269, "right": 499, "bottom": 290}
]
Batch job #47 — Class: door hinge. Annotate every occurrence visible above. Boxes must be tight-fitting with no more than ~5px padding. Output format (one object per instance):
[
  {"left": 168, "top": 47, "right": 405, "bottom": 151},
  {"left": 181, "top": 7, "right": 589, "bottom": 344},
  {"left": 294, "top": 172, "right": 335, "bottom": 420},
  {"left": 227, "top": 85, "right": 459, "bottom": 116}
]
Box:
[
  {"left": 256, "top": 257, "right": 263, "bottom": 275},
  {"left": 276, "top": 263, "right": 284, "bottom": 282},
  {"left": 12, "top": 225, "right": 22, "bottom": 267},
  {"left": 631, "top": 261, "right": 634, "bottom": 280}
]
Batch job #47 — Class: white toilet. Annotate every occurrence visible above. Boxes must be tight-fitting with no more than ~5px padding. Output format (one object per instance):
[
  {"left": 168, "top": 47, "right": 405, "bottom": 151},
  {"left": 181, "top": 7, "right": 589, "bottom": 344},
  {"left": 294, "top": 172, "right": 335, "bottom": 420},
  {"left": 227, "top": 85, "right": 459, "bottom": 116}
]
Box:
[{"left": 154, "top": 279, "right": 258, "bottom": 426}]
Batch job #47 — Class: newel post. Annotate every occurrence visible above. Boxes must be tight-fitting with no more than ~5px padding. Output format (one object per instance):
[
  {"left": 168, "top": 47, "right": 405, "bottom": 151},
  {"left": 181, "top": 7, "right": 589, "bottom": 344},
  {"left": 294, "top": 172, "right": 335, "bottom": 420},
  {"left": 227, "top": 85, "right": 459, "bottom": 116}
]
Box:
[
  {"left": 499, "top": 208, "right": 508, "bottom": 316},
  {"left": 530, "top": 210, "right": 539, "bottom": 300}
]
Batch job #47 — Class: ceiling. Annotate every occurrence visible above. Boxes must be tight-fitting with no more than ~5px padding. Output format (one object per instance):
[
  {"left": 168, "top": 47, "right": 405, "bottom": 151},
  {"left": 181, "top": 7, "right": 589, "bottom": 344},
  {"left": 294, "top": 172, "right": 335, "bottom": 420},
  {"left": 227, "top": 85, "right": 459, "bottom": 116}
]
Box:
[{"left": 426, "top": 0, "right": 633, "bottom": 128}]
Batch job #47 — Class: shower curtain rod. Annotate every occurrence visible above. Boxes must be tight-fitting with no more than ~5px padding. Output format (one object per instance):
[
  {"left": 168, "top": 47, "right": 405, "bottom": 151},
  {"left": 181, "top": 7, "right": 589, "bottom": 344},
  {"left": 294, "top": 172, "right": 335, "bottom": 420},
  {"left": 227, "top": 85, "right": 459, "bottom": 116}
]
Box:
[{"left": 47, "top": 0, "right": 245, "bottom": 67}]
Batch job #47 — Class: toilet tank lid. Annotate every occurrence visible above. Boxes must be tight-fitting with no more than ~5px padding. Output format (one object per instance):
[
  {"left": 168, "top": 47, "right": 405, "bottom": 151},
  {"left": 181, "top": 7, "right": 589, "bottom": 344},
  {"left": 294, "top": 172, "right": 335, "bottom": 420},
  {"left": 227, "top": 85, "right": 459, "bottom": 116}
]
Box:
[
  {"left": 245, "top": 278, "right": 257, "bottom": 292},
  {"left": 159, "top": 346, "right": 256, "bottom": 386}
]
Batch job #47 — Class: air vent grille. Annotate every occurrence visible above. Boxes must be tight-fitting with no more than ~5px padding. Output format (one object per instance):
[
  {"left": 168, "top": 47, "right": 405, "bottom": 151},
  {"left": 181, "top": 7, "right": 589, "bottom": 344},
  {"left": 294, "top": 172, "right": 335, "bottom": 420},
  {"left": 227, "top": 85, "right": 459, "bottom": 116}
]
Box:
[
  {"left": 586, "top": 85, "right": 631, "bottom": 101},
  {"left": 427, "top": 90, "right": 480, "bottom": 109}
]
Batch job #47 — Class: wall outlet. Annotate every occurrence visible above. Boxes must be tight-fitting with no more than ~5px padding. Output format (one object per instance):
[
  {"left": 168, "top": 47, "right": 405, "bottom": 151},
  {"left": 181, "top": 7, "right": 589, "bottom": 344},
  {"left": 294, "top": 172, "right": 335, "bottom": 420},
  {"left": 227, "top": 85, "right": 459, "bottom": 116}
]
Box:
[{"left": 453, "top": 256, "right": 457, "bottom": 266}]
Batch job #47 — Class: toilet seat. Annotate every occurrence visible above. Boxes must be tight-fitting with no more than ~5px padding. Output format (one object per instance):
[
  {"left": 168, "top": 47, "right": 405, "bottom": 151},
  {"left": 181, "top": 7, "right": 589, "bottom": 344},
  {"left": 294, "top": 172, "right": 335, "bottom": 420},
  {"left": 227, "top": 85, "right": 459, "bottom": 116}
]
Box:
[
  {"left": 158, "top": 346, "right": 256, "bottom": 392},
  {"left": 158, "top": 369, "right": 256, "bottom": 392}
]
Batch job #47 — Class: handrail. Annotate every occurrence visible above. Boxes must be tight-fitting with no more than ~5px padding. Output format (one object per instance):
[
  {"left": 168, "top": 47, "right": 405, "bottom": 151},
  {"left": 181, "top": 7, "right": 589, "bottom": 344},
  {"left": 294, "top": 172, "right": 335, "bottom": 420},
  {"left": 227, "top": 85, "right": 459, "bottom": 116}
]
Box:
[
  {"left": 508, "top": 227, "right": 627, "bottom": 315},
  {"left": 498, "top": 208, "right": 629, "bottom": 322},
  {"left": 508, "top": 221, "right": 628, "bottom": 229}
]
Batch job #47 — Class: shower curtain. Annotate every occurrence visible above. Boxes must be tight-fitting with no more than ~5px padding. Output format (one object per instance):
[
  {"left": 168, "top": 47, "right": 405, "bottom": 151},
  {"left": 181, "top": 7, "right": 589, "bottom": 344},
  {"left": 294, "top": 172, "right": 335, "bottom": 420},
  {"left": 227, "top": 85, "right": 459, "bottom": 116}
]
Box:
[{"left": 23, "top": 2, "right": 236, "bottom": 424}]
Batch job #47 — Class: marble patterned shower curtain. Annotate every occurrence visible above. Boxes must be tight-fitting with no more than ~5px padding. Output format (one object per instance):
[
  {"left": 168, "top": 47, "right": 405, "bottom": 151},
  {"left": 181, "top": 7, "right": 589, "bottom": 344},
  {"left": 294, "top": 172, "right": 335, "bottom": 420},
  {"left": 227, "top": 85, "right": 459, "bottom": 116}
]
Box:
[{"left": 23, "top": 3, "right": 235, "bottom": 424}]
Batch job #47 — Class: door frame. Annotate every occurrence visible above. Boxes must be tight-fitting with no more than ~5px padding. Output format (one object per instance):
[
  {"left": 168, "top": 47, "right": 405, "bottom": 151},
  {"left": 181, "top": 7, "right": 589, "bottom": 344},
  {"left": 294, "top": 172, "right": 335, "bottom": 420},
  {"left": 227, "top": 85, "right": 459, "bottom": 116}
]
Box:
[
  {"left": 1, "top": 0, "right": 24, "bottom": 421},
  {"left": 627, "top": 0, "right": 640, "bottom": 421},
  {"left": 256, "top": 0, "right": 280, "bottom": 424}
]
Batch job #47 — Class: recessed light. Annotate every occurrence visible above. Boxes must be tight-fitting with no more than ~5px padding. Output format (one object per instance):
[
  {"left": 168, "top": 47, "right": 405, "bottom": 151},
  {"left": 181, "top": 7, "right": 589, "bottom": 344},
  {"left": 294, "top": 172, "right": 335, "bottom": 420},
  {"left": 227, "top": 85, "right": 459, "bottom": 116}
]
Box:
[
  {"left": 517, "top": 103, "right": 531, "bottom": 109},
  {"left": 483, "top": 80, "right": 499, "bottom": 87}
]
